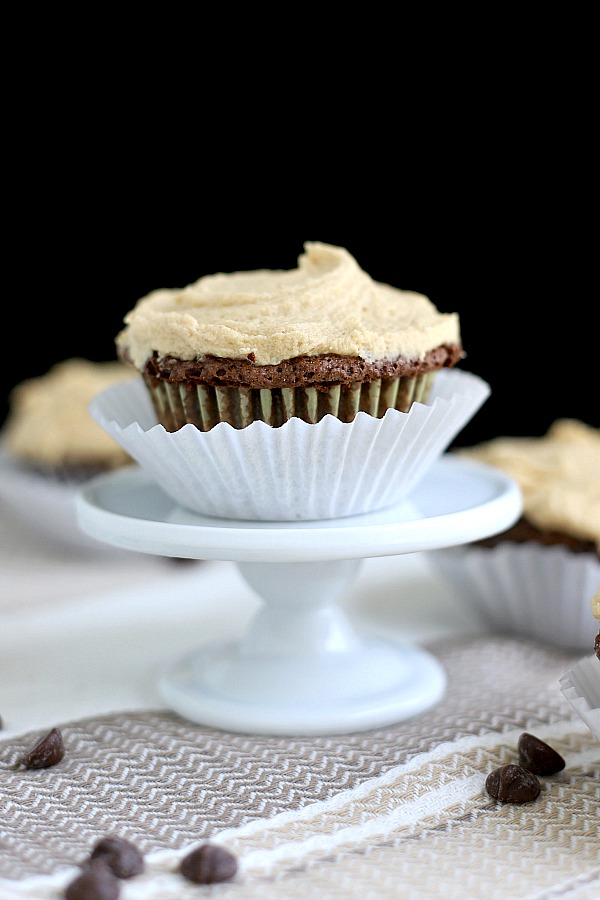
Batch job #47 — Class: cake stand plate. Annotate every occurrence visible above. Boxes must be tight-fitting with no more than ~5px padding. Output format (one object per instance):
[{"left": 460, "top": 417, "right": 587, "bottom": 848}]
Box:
[{"left": 76, "top": 456, "right": 521, "bottom": 735}]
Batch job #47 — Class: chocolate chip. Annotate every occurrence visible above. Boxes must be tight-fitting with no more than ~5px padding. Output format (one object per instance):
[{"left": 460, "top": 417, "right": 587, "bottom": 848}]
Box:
[
  {"left": 22, "top": 727, "right": 65, "bottom": 769},
  {"left": 517, "top": 732, "right": 565, "bottom": 776},
  {"left": 89, "top": 836, "right": 145, "bottom": 878},
  {"left": 180, "top": 843, "right": 238, "bottom": 884},
  {"left": 64, "top": 859, "right": 120, "bottom": 900},
  {"left": 486, "top": 763, "right": 541, "bottom": 804}
]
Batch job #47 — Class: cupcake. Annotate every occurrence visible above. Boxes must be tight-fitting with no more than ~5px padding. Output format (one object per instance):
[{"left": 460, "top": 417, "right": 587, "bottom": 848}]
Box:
[
  {"left": 91, "top": 242, "right": 491, "bottom": 521},
  {"left": 593, "top": 586, "right": 600, "bottom": 660},
  {"left": 457, "top": 420, "right": 600, "bottom": 557},
  {"left": 0, "top": 358, "right": 136, "bottom": 549},
  {"left": 3, "top": 358, "right": 135, "bottom": 478},
  {"left": 115, "top": 242, "right": 464, "bottom": 431},
  {"left": 429, "top": 419, "right": 600, "bottom": 651}
]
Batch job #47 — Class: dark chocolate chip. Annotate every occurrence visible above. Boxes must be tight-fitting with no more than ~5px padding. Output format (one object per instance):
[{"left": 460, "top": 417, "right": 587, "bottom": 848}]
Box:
[
  {"left": 64, "top": 859, "right": 120, "bottom": 900},
  {"left": 89, "top": 836, "right": 145, "bottom": 878},
  {"left": 486, "top": 763, "right": 541, "bottom": 804},
  {"left": 22, "top": 727, "right": 65, "bottom": 769},
  {"left": 517, "top": 732, "right": 565, "bottom": 776},
  {"left": 180, "top": 843, "right": 238, "bottom": 884}
]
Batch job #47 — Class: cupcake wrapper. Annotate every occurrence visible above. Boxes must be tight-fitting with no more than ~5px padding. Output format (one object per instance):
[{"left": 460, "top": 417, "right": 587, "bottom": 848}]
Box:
[
  {"left": 559, "top": 656, "right": 600, "bottom": 743},
  {"left": 429, "top": 542, "right": 600, "bottom": 652},
  {"left": 89, "top": 368, "right": 490, "bottom": 521},
  {"left": 145, "top": 371, "right": 436, "bottom": 431}
]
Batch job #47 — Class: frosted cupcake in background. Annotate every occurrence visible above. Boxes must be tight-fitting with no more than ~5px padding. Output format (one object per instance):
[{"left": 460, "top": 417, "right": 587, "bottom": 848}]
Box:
[
  {"left": 90, "top": 241, "right": 491, "bottom": 520},
  {"left": 0, "top": 358, "right": 136, "bottom": 550},
  {"left": 429, "top": 419, "right": 600, "bottom": 651},
  {"left": 3, "top": 358, "right": 134, "bottom": 478}
]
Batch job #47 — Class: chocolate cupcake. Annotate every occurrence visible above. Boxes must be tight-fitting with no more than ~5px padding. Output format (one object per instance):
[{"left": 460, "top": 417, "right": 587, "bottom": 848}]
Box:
[
  {"left": 429, "top": 420, "right": 600, "bottom": 651},
  {"left": 0, "top": 358, "right": 136, "bottom": 550},
  {"left": 91, "top": 243, "right": 489, "bottom": 521},
  {"left": 3, "top": 358, "right": 134, "bottom": 479},
  {"left": 115, "top": 242, "right": 463, "bottom": 431}
]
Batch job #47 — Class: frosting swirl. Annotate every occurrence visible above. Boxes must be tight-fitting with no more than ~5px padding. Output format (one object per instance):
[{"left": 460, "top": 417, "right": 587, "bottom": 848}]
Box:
[{"left": 116, "top": 242, "right": 461, "bottom": 369}]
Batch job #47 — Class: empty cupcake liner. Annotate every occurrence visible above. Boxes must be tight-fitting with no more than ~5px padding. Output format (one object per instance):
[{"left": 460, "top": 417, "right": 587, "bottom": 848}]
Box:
[
  {"left": 559, "top": 655, "right": 600, "bottom": 743},
  {"left": 88, "top": 368, "right": 490, "bottom": 521},
  {"left": 429, "top": 542, "right": 600, "bottom": 652}
]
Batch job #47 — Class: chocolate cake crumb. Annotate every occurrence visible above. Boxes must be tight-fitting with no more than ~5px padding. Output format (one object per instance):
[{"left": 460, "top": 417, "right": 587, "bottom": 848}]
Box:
[{"left": 144, "top": 346, "right": 463, "bottom": 390}]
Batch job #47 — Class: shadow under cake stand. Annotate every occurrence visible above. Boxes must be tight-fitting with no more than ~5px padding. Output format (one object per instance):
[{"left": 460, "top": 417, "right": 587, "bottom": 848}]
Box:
[{"left": 76, "top": 456, "right": 521, "bottom": 736}]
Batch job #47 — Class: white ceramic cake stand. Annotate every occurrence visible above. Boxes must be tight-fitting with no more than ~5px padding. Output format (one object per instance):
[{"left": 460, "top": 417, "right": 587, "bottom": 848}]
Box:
[{"left": 76, "top": 456, "right": 521, "bottom": 736}]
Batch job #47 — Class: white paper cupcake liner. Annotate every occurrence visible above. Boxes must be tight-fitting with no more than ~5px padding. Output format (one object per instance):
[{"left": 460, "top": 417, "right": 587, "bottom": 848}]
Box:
[
  {"left": 429, "top": 542, "right": 600, "bottom": 652},
  {"left": 559, "top": 655, "right": 600, "bottom": 743},
  {"left": 88, "top": 368, "right": 490, "bottom": 521}
]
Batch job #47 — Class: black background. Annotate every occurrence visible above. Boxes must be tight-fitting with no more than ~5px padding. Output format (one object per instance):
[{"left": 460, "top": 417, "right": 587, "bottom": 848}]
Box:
[
  {"left": 4, "top": 204, "right": 597, "bottom": 449},
  {"left": 4, "top": 51, "right": 597, "bottom": 449}
]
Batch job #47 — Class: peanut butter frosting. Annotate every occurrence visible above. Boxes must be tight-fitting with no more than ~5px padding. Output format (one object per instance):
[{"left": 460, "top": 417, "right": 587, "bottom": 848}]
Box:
[
  {"left": 116, "top": 242, "right": 461, "bottom": 370},
  {"left": 459, "top": 419, "right": 600, "bottom": 551},
  {"left": 4, "top": 358, "right": 135, "bottom": 468}
]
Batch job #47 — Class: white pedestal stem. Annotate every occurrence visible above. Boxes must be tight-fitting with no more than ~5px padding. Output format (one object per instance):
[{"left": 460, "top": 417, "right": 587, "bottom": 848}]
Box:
[{"left": 237, "top": 560, "right": 362, "bottom": 657}]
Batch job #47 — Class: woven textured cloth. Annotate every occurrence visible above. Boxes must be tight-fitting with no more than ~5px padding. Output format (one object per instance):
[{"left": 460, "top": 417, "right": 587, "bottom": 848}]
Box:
[{"left": 1, "top": 636, "right": 598, "bottom": 899}]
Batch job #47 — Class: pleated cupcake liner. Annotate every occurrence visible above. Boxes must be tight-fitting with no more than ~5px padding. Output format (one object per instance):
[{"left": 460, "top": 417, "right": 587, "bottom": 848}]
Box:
[
  {"left": 144, "top": 370, "right": 436, "bottom": 431},
  {"left": 429, "top": 542, "right": 600, "bottom": 652},
  {"left": 88, "top": 368, "right": 490, "bottom": 521},
  {"left": 559, "top": 655, "right": 600, "bottom": 743}
]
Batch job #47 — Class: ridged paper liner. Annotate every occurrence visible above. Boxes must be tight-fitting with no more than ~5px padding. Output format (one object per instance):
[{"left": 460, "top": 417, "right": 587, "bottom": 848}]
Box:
[
  {"left": 559, "top": 655, "right": 600, "bottom": 743},
  {"left": 429, "top": 542, "right": 600, "bottom": 651},
  {"left": 89, "top": 368, "right": 489, "bottom": 521},
  {"left": 144, "top": 370, "right": 435, "bottom": 431}
]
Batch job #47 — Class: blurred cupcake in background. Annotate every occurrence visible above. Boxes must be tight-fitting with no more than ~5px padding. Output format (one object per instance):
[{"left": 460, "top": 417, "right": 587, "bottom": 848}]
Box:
[
  {"left": 91, "top": 241, "right": 491, "bottom": 521},
  {"left": 4, "top": 358, "right": 134, "bottom": 478},
  {"left": 559, "top": 584, "right": 600, "bottom": 744},
  {"left": 593, "top": 585, "right": 600, "bottom": 661},
  {"left": 429, "top": 419, "right": 600, "bottom": 651},
  {"left": 0, "top": 358, "right": 136, "bottom": 550}
]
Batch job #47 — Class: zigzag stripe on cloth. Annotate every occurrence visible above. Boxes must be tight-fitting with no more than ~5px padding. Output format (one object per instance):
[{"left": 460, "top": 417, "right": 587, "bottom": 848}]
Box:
[{"left": 1, "top": 637, "right": 598, "bottom": 899}]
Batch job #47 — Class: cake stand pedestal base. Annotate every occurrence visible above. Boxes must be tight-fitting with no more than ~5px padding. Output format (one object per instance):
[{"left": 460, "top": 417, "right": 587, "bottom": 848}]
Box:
[
  {"left": 159, "top": 559, "right": 446, "bottom": 735},
  {"left": 76, "top": 456, "right": 522, "bottom": 735}
]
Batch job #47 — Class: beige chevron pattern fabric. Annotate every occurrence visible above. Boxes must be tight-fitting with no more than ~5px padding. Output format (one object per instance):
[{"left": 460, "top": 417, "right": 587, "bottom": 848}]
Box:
[{"left": 1, "top": 636, "right": 599, "bottom": 899}]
